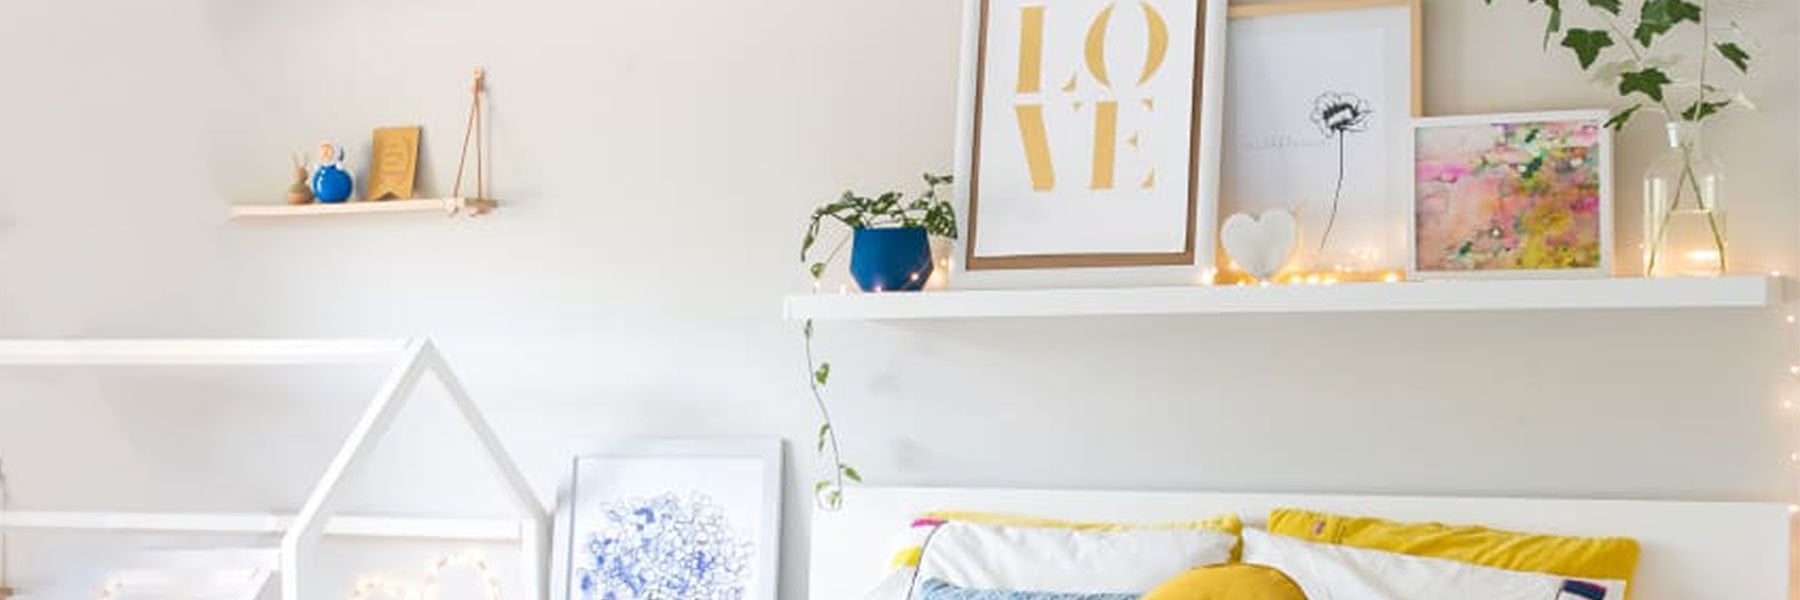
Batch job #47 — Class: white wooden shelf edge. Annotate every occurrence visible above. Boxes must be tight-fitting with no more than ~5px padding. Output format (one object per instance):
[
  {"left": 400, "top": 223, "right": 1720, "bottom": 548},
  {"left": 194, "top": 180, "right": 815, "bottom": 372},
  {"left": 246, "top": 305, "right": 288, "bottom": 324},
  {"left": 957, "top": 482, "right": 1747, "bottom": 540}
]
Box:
[
  {"left": 0, "top": 511, "right": 523, "bottom": 542},
  {"left": 227, "top": 197, "right": 496, "bottom": 219},
  {"left": 0, "top": 338, "right": 413, "bottom": 365},
  {"left": 784, "top": 276, "right": 1783, "bottom": 321}
]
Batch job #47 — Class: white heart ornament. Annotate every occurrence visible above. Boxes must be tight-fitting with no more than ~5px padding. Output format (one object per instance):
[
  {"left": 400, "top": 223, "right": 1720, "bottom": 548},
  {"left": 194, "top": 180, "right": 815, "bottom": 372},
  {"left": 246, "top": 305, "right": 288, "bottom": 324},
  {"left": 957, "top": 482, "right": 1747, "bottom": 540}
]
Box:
[{"left": 1221, "top": 210, "right": 1299, "bottom": 280}]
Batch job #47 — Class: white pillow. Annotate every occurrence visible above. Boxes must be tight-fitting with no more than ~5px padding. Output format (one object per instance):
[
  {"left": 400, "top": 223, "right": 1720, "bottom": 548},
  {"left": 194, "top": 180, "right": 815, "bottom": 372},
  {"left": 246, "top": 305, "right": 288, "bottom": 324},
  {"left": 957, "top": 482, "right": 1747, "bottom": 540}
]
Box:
[
  {"left": 1241, "top": 528, "right": 1627, "bottom": 600},
  {"left": 912, "top": 521, "right": 1237, "bottom": 596}
]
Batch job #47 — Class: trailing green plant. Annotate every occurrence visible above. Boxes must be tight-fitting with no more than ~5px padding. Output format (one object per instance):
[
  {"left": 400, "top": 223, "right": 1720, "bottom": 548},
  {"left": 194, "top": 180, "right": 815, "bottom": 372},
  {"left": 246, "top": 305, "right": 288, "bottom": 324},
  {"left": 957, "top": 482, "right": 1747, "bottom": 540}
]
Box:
[
  {"left": 1489, "top": 0, "right": 1752, "bottom": 129},
  {"left": 1486, "top": 0, "right": 1752, "bottom": 273},
  {"left": 798, "top": 173, "right": 957, "bottom": 510}
]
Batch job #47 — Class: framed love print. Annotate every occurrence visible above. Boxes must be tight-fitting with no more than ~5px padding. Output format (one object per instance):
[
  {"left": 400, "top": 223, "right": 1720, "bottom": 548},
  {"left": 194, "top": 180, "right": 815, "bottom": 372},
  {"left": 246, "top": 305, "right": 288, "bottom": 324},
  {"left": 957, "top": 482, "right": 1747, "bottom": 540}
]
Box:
[
  {"left": 953, "top": 0, "right": 1228, "bottom": 288},
  {"left": 1410, "top": 111, "right": 1614, "bottom": 279}
]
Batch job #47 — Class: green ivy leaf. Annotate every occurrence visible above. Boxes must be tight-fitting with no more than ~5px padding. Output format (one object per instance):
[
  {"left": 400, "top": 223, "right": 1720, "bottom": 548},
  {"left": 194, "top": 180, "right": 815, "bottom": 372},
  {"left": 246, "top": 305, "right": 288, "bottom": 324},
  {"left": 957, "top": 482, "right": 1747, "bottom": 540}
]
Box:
[
  {"left": 842, "top": 465, "right": 863, "bottom": 483},
  {"left": 814, "top": 362, "right": 831, "bottom": 385},
  {"left": 817, "top": 423, "right": 831, "bottom": 453},
  {"left": 1604, "top": 104, "right": 1644, "bottom": 130},
  {"left": 1717, "top": 42, "right": 1750, "bottom": 72},
  {"left": 1560, "top": 29, "right": 1613, "bottom": 69},
  {"left": 1541, "top": 2, "right": 1563, "bottom": 48},
  {"left": 1635, "top": 0, "right": 1701, "bottom": 46},
  {"left": 814, "top": 479, "right": 832, "bottom": 494},
  {"left": 809, "top": 262, "right": 826, "bottom": 279},
  {"left": 1681, "top": 99, "right": 1731, "bottom": 121},
  {"left": 1585, "top": 0, "right": 1621, "bottom": 15},
  {"left": 1618, "top": 68, "right": 1672, "bottom": 102}
]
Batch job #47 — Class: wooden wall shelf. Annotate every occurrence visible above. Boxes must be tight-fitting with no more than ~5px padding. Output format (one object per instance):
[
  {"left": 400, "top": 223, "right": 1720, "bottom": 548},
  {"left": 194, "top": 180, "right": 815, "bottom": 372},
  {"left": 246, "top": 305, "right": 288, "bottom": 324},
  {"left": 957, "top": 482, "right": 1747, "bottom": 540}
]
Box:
[
  {"left": 785, "top": 276, "right": 1784, "bottom": 321},
  {"left": 227, "top": 197, "right": 496, "bottom": 219}
]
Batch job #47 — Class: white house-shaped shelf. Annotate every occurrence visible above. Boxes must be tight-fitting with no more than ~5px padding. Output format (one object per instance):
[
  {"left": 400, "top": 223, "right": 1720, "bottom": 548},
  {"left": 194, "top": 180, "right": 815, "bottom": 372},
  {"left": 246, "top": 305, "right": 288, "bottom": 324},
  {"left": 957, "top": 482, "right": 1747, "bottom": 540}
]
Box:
[{"left": 0, "top": 338, "right": 548, "bottom": 600}]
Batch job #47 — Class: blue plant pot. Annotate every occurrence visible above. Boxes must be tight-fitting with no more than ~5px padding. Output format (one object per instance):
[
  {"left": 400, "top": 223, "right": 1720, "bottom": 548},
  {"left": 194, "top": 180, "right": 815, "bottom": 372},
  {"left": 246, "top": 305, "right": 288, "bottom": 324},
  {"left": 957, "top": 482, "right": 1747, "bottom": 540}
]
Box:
[
  {"left": 850, "top": 227, "right": 933, "bottom": 293},
  {"left": 311, "top": 166, "right": 355, "bottom": 203}
]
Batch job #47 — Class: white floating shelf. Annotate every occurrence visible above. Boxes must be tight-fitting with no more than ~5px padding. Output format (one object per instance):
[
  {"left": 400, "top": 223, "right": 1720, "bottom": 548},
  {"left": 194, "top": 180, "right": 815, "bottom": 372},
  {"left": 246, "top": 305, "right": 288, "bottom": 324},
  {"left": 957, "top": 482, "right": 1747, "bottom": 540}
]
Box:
[
  {"left": 227, "top": 197, "right": 496, "bottom": 219},
  {"left": 785, "top": 276, "right": 1783, "bottom": 321},
  {"left": 0, "top": 510, "right": 523, "bottom": 542}
]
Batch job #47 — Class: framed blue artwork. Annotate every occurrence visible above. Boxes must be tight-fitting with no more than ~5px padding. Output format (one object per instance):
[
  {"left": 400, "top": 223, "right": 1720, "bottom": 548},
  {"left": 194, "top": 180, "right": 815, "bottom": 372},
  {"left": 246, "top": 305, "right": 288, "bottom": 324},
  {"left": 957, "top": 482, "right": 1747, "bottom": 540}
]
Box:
[{"left": 551, "top": 438, "right": 784, "bottom": 600}]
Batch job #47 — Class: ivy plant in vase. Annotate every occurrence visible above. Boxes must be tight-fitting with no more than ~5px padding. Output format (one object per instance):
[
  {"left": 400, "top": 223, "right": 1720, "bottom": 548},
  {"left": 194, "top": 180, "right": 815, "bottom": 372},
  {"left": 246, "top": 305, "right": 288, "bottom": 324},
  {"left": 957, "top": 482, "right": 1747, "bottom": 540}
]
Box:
[
  {"left": 798, "top": 173, "right": 957, "bottom": 509},
  {"left": 1486, "top": 0, "right": 1753, "bottom": 277}
]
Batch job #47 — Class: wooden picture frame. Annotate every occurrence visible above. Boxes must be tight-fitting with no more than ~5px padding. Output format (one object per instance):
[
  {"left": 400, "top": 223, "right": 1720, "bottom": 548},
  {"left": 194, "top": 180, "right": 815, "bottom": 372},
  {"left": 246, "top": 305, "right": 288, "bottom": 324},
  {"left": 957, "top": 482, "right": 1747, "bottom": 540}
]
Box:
[
  {"left": 952, "top": 0, "right": 1229, "bottom": 288},
  {"left": 1219, "top": 0, "right": 1422, "bottom": 277},
  {"left": 1409, "top": 110, "right": 1615, "bottom": 280},
  {"left": 368, "top": 126, "right": 422, "bottom": 201}
]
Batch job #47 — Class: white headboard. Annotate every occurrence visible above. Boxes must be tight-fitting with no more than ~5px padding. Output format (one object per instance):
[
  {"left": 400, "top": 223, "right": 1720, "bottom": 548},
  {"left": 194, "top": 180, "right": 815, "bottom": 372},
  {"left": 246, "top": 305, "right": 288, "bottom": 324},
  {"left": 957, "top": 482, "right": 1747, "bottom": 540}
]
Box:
[{"left": 809, "top": 487, "right": 1797, "bottom": 600}]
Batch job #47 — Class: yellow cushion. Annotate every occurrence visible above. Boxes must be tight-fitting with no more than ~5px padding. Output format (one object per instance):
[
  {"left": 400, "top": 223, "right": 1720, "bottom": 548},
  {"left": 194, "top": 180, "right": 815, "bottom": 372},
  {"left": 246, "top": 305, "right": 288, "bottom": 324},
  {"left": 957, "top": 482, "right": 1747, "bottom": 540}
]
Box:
[
  {"left": 1141, "top": 564, "right": 1306, "bottom": 600},
  {"left": 890, "top": 511, "right": 1243, "bottom": 568},
  {"left": 1269, "top": 508, "right": 1639, "bottom": 596}
]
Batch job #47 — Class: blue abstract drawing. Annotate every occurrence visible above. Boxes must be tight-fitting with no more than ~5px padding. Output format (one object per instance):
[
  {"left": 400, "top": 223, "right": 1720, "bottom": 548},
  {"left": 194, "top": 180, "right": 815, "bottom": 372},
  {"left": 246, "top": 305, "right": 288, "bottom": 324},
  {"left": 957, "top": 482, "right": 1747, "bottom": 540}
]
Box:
[{"left": 575, "top": 492, "right": 753, "bottom": 600}]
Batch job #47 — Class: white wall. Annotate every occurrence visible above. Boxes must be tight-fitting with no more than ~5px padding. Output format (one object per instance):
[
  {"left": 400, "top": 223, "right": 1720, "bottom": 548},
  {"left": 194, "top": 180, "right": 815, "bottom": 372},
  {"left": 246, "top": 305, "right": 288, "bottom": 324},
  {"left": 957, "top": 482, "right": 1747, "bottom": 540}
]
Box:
[{"left": 0, "top": 0, "right": 1796, "bottom": 597}]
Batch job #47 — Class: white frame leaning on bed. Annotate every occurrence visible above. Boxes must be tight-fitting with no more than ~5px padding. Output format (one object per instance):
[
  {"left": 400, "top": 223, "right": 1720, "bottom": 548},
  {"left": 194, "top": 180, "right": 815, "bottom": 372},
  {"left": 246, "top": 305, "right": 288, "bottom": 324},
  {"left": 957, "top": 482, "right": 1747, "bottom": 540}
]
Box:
[
  {"left": 809, "top": 486, "right": 1798, "bottom": 600},
  {"left": 549, "top": 438, "right": 784, "bottom": 600}
]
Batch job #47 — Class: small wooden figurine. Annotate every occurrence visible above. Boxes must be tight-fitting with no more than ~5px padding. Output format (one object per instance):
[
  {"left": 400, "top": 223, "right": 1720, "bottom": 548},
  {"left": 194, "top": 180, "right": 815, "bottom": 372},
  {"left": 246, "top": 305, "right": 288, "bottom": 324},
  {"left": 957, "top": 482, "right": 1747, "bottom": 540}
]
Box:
[{"left": 286, "top": 153, "right": 315, "bottom": 205}]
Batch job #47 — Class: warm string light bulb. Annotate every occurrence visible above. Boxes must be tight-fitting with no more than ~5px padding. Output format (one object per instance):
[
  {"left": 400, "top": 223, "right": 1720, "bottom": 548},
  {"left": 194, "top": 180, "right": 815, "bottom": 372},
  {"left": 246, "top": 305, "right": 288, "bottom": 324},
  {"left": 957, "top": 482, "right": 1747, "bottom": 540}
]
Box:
[
  {"left": 348, "top": 552, "right": 503, "bottom": 600},
  {"left": 94, "top": 580, "right": 124, "bottom": 600}
]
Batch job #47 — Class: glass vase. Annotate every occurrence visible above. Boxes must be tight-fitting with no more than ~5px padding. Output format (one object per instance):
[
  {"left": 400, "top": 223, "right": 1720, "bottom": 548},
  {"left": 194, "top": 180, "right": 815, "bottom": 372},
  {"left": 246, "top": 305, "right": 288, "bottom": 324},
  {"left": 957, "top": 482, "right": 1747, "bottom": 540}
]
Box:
[{"left": 1642, "top": 121, "right": 1727, "bottom": 277}]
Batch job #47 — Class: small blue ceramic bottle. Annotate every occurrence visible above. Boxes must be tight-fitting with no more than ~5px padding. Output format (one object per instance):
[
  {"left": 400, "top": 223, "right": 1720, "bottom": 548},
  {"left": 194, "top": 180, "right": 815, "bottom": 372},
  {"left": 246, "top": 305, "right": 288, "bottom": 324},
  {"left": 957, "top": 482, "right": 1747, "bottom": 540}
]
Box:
[{"left": 310, "top": 142, "right": 355, "bottom": 203}]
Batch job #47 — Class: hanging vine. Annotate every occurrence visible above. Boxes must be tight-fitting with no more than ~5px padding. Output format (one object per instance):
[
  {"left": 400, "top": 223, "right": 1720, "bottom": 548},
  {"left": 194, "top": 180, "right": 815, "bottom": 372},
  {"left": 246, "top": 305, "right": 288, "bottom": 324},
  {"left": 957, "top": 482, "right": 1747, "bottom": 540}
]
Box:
[{"left": 799, "top": 174, "right": 956, "bottom": 510}]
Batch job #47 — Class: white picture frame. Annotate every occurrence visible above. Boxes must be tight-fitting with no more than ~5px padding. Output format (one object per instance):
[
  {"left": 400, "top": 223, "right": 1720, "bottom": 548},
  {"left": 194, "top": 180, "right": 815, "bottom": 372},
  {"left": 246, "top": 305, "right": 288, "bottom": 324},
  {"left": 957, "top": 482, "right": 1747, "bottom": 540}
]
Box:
[
  {"left": 1220, "top": 0, "right": 1420, "bottom": 277},
  {"left": 1408, "top": 110, "right": 1615, "bottom": 280},
  {"left": 950, "top": 0, "right": 1229, "bottom": 289},
  {"left": 550, "top": 438, "right": 784, "bottom": 600}
]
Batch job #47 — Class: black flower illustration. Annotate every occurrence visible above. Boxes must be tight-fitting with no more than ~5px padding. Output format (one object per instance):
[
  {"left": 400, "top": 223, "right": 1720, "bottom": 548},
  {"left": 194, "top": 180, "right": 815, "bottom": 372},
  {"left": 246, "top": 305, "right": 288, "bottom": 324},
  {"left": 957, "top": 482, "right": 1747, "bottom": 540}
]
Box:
[{"left": 1310, "top": 92, "right": 1373, "bottom": 250}]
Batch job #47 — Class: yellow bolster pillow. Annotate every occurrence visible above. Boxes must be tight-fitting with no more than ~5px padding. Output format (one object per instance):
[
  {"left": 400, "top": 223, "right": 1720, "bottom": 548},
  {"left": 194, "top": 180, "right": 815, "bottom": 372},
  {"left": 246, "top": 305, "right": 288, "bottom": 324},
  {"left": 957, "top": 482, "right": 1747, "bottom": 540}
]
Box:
[
  {"left": 1268, "top": 508, "right": 1639, "bottom": 596},
  {"left": 1142, "top": 564, "right": 1307, "bottom": 600},
  {"left": 890, "top": 511, "right": 1243, "bottom": 568}
]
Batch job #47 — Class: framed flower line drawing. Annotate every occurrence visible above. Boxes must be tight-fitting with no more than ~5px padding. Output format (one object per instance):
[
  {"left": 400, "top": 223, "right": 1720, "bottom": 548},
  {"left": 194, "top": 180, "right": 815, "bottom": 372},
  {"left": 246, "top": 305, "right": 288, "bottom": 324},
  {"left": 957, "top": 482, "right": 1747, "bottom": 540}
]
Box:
[
  {"left": 1219, "top": 0, "right": 1421, "bottom": 277},
  {"left": 1410, "top": 111, "right": 1614, "bottom": 279},
  {"left": 952, "top": 0, "right": 1229, "bottom": 288},
  {"left": 550, "top": 438, "right": 783, "bottom": 600}
]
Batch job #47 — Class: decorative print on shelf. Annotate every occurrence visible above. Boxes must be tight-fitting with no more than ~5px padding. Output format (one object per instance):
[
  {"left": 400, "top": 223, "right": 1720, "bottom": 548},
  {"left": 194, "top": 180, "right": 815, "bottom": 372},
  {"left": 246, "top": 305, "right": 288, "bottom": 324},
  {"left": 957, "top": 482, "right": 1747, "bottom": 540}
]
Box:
[
  {"left": 553, "top": 439, "right": 782, "bottom": 600},
  {"left": 955, "top": 0, "right": 1226, "bottom": 284},
  {"left": 1411, "top": 111, "right": 1613, "bottom": 279},
  {"left": 1220, "top": 209, "right": 1299, "bottom": 281},
  {"left": 286, "top": 153, "right": 315, "bottom": 205},
  {"left": 1481, "top": 0, "right": 1753, "bottom": 277},
  {"left": 575, "top": 493, "right": 752, "bottom": 599},
  {"left": 1221, "top": 0, "right": 1418, "bottom": 278},
  {"left": 368, "top": 126, "right": 422, "bottom": 201},
  {"left": 798, "top": 174, "right": 956, "bottom": 508},
  {"left": 1311, "top": 92, "right": 1374, "bottom": 250},
  {"left": 310, "top": 141, "right": 356, "bottom": 203}
]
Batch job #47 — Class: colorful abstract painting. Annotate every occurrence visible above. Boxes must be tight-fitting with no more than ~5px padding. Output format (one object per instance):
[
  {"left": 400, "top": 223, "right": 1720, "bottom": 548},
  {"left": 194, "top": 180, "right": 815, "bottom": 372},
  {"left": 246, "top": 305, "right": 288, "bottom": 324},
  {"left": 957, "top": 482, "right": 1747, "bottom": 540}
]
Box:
[{"left": 1413, "top": 115, "right": 1609, "bottom": 275}]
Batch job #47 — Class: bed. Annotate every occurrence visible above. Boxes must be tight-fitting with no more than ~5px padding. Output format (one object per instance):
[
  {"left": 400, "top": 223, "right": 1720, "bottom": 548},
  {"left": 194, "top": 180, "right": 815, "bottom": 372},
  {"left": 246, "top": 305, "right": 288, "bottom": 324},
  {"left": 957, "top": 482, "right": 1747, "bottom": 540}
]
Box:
[{"left": 809, "top": 486, "right": 1798, "bottom": 599}]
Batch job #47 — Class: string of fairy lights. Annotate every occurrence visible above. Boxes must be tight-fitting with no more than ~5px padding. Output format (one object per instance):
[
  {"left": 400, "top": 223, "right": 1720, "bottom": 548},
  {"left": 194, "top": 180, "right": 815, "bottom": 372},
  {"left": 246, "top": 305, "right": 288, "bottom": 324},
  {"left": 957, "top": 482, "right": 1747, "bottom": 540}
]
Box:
[
  {"left": 347, "top": 552, "right": 504, "bottom": 600},
  {"left": 91, "top": 552, "right": 502, "bottom": 600}
]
